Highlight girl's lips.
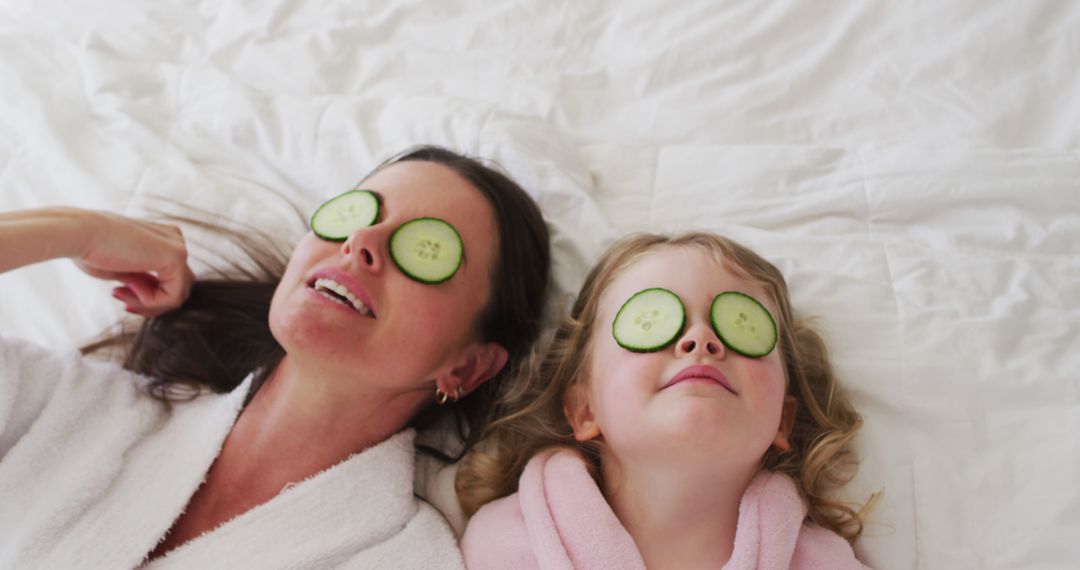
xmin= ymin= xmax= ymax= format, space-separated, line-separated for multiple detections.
xmin=663 ymin=364 xmax=737 ymax=395
xmin=307 ymin=267 xmax=378 ymax=318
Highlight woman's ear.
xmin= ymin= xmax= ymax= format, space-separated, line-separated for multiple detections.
xmin=437 ymin=342 xmax=509 ymax=397
xmin=563 ymin=383 xmax=601 ymax=441
xmin=772 ymin=395 xmax=798 ymax=452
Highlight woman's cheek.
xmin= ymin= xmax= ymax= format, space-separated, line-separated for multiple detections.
xmin=400 ymin=293 xmax=476 ymax=365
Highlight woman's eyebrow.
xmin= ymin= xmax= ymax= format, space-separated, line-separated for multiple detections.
xmin=369 ymin=190 xmax=386 ymax=219
xmin=367 ymin=191 xmax=468 ymax=270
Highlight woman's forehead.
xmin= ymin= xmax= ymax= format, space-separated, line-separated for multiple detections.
xmin=365 ymin=162 xmax=473 ymax=202
xmin=366 ymin=162 xmax=484 ymax=219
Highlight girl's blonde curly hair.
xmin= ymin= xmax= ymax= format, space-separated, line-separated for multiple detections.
xmin=457 ymin=231 xmax=874 ymax=539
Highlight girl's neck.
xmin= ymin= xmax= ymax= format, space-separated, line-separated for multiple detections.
xmin=601 ymin=453 xmax=758 ymax=570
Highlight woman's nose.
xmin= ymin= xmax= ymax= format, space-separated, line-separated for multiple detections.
xmin=675 ymin=322 xmax=724 ymax=357
xmin=341 ymin=228 xmax=383 ymax=273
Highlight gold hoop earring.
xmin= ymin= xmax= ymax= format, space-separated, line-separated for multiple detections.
xmin=435 ymin=387 xmax=450 ymax=405
xmin=451 ymin=387 xmax=463 ymax=402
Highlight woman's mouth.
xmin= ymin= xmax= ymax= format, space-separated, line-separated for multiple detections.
xmin=310 ymin=278 xmax=375 ymax=317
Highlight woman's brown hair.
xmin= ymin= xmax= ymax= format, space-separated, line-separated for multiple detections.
xmin=457 ymin=232 xmax=874 ymax=539
xmin=83 ymin=144 xmax=551 ymax=462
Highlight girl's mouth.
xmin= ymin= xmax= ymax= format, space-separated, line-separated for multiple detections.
xmin=663 ymin=364 xmax=737 ymax=395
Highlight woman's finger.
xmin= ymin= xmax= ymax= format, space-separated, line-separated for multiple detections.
xmin=74 ymin=211 xmax=194 ymax=316
xmin=112 ymin=286 xmax=147 ymax=315
xmin=126 ymin=263 xmax=193 ymax=315
xmin=150 ymin=261 xmax=194 ymax=311
xmin=118 ymin=273 xmax=161 ymax=304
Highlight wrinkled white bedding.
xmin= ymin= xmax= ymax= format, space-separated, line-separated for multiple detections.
xmin=1 ymin=2 xmax=1078 ymax=568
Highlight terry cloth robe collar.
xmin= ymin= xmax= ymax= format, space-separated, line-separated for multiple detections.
xmin=6 ymin=373 xmax=255 ymax=569
xmin=5 ymin=368 xmax=448 ymax=569
xmin=140 ymin=381 xmax=435 ymax=568
xmin=144 ymin=428 xmax=427 ymax=568
xmin=467 ymin=448 xmax=865 ymax=570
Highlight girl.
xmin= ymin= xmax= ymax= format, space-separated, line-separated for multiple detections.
xmin=0 ymin=146 xmax=550 ymax=568
xmin=459 ymin=232 xmax=871 ymax=569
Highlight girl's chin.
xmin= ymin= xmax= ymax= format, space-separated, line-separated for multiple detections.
xmin=667 ymin=400 xmax=735 ymax=431
xmin=648 ymin=405 xmax=756 ymax=445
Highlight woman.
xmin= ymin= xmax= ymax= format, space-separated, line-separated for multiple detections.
xmin=0 ymin=146 xmax=550 ymax=568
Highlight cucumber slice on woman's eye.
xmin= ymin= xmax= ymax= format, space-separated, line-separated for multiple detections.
xmin=612 ymin=288 xmax=686 ymax=353
xmin=710 ymin=291 xmax=777 ymax=358
xmin=390 ymin=217 xmax=464 ymax=284
xmin=310 ymin=190 xmax=380 ymax=242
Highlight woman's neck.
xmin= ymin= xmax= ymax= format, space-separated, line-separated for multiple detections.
xmin=224 ymin=354 xmax=428 ymax=484
xmin=147 ymin=356 xmax=431 ymax=560
xmin=601 ymin=453 xmax=758 ymax=570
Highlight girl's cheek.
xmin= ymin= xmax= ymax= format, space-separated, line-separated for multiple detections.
xmin=745 ymin=359 xmax=788 ymax=398
xmin=588 ymin=347 xmax=633 ymax=413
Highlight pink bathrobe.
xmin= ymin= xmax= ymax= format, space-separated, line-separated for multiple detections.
xmin=462 ymin=448 xmax=867 ymax=570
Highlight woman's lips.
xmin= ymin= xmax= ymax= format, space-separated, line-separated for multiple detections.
xmin=663 ymin=364 xmax=737 ymax=395
xmin=306 ymin=267 xmax=378 ymax=318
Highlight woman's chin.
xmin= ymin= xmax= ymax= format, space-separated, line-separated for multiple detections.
xmin=270 ymin=306 xmax=366 ymax=358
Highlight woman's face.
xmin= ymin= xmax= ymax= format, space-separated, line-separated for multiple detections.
xmin=269 ymin=160 xmax=502 ymax=397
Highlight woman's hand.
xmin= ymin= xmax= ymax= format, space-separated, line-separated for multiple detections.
xmin=75 ymin=210 xmax=195 ymax=317
xmin=0 ymin=207 xmax=193 ymax=317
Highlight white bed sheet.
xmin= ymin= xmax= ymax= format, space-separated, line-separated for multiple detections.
xmin=2 ymin=2 xmax=1079 ymax=568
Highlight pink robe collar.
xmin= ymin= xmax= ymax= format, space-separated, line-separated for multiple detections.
xmin=481 ymin=447 xmax=866 ymax=569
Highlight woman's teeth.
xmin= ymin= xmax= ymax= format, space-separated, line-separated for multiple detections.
xmin=313 ymin=278 xmax=373 ymax=317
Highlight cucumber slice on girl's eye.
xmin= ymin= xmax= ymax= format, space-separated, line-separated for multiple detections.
xmin=390 ymin=217 xmax=464 ymax=284
xmin=710 ymin=292 xmax=777 ymax=358
xmin=310 ymin=190 xmax=380 ymax=242
xmin=612 ymin=288 xmax=685 ymax=353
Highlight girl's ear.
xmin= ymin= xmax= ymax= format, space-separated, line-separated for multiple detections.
xmin=772 ymin=395 xmax=798 ymax=452
xmin=563 ymin=383 xmax=601 ymax=441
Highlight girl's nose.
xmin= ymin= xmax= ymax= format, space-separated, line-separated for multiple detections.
xmin=675 ymin=323 xmax=724 ymax=357
xmin=341 ymin=228 xmax=383 ymax=273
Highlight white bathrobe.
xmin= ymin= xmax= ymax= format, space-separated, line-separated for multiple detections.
xmin=0 ymin=334 xmax=465 ymax=569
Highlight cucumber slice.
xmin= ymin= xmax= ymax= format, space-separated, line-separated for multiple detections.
xmin=612 ymin=288 xmax=685 ymax=353
xmin=311 ymin=190 xmax=380 ymax=241
xmin=390 ymin=217 xmax=463 ymax=284
xmin=710 ymin=292 xmax=777 ymax=358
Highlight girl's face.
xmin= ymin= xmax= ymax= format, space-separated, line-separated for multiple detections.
xmin=269 ymin=161 xmax=504 ymax=397
xmin=568 ymin=246 xmax=794 ymax=474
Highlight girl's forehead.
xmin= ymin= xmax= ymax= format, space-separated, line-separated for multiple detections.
xmin=610 ymin=247 xmax=739 ymax=289
xmin=602 ymin=247 xmax=774 ymax=313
